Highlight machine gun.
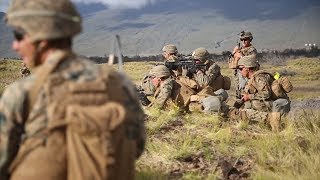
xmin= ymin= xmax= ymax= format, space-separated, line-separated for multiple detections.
xmin=164 ymin=59 xmax=208 ymax=72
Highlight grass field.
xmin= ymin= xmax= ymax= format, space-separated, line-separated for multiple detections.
xmin=0 ymin=57 xmax=319 ymax=179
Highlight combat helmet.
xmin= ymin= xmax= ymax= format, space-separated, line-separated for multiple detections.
xmin=238 ymin=55 xmax=258 ymax=68
xmin=192 ymin=47 xmax=209 ymax=61
xmin=240 ymin=31 xmax=253 ymax=41
xmin=150 ymin=65 xmax=171 ymax=78
xmin=162 ymin=44 xmax=178 ymax=54
xmin=5 ymin=0 xmax=82 ymax=42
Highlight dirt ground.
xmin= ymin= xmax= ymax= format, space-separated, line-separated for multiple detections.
xmin=290 ymin=97 xmax=320 ymax=111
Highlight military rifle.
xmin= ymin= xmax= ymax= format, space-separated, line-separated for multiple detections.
xmin=164 ymin=58 xmax=208 ymax=72
xmin=136 ymin=86 xmax=152 ymax=106
xmin=229 ymin=30 xmax=245 ymax=59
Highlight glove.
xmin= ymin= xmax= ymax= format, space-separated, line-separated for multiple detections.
xmin=189 ymin=66 xmax=197 ymax=74
xmin=182 ymin=65 xmax=188 ymax=77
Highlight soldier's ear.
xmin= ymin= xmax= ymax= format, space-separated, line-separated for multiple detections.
xmin=38 ymin=40 xmax=49 ymax=50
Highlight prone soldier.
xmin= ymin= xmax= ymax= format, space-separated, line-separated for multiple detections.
xmin=147 ymin=65 xmax=196 ymax=113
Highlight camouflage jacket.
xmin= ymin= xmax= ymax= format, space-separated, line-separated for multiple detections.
xmin=153 ymin=78 xmax=174 ymax=109
xmin=20 ymin=66 xmax=31 ymax=78
xmin=152 ymin=77 xmax=195 ymax=111
xmin=244 ymin=70 xmax=274 ymax=111
xmin=241 ymin=45 xmax=257 ymax=56
xmin=0 ymin=50 xmax=146 ymax=175
xmin=193 ymin=60 xmax=221 ymax=90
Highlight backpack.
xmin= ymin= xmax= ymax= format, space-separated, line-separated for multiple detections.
xmin=9 ymin=51 xmax=145 ymax=180
xmin=247 ymin=70 xmax=293 ymax=99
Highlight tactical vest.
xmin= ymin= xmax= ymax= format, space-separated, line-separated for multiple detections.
xmin=246 ymin=70 xmax=292 ymax=100
xmin=228 ymin=45 xmax=257 ymax=69
xmin=209 ymin=75 xmax=231 ymax=91
xmin=171 ymin=79 xmax=197 ymax=109
xmin=9 ymin=50 xmax=145 ymax=180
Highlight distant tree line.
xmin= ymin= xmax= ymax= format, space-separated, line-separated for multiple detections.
xmin=88 ymin=47 xmax=320 ymax=64
xmin=2 ymin=47 xmax=319 ymax=64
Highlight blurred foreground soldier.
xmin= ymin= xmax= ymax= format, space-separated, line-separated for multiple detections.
xmin=188 ymin=48 xmax=230 ymax=114
xmin=229 ymin=55 xmax=292 ymax=132
xmin=0 ymin=0 xmax=145 ymax=180
xmin=148 ymin=65 xmax=196 ymax=113
xmin=20 ymin=62 xmax=31 ymax=78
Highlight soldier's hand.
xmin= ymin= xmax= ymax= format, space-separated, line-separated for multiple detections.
xmin=182 ymin=65 xmax=188 ymax=77
xmin=189 ymin=67 xmax=197 ymax=74
xmin=232 ymin=45 xmax=240 ymax=54
xmin=241 ymin=94 xmax=250 ymax=102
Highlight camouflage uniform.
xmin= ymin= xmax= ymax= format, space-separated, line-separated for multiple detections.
xmin=189 ymin=48 xmax=229 ymax=114
xmin=230 ymin=55 xmax=290 ymax=132
xmin=234 ymin=32 xmax=258 ymax=99
xmin=149 ymin=65 xmax=194 ymax=112
xmin=20 ymin=63 xmax=31 ymax=78
xmin=1 ymin=0 xmax=145 ymax=179
xmin=153 ymin=77 xmax=174 ymax=109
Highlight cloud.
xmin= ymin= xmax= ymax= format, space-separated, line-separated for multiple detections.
xmin=72 ymin=0 xmax=157 ymax=9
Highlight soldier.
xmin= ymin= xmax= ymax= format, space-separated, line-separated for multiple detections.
xmin=232 ymin=31 xmax=257 ymax=59
xmin=20 ymin=62 xmax=31 ymax=78
xmin=148 ymin=65 xmax=195 ymax=113
xmin=0 ymin=0 xmax=145 ymax=180
xmin=229 ymin=55 xmax=291 ymax=132
xmin=230 ymin=31 xmax=258 ymax=100
xmin=162 ymin=44 xmax=179 ymax=62
xmin=139 ymin=44 xmax=181 ymax=102
xmin=162 ymin=44 xmax=182 ymax=76
xmin=187 ymin=48 xmax=230 ymax=114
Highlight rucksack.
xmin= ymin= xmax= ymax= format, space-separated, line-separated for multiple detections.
xmin=9 ymin=51 xmax=145 ymax=180
xmin=247 ymin=70 xmax=293 ymax=99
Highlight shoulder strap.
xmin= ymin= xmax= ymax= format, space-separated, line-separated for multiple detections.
xmin=26 ymin=50 xmax=72 ymax=122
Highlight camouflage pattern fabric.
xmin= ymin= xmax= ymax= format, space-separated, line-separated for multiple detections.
xmin=152 ymin=78 xmax=174 ymax=109
xmin=244 ymin=70 xmax=274 ymax=112
xmin=0 ymin=50 xmax=146 ymax=179
xmin=141 ymin=75 xmax=156 ymax=95
xmin=20 ymin=65 xmax=31 ymax=78
xmin=6 ymin=0 xmax=82 ymax=42
xmin=240 ymin=45 xmax=257 ymax=56
xmin=193 ymin=60 xmax=219 ymax=89
xmin=234 ymin=46 xmax=257 ymax=98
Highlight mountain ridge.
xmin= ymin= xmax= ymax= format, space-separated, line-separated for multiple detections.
xmin=1 ymin=1 xmax=320 ymax=58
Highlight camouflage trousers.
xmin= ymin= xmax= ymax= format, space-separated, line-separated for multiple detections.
xmin=231 ymin=99 xmax=290 ymax=123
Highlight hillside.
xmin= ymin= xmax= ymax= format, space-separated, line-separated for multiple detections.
xmin=73 ymin=2 xmax=320 ymax=56
xmin=0 ymin=1 xmax=319 ymax=58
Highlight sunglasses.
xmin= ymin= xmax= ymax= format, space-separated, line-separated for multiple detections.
xmin=240 ymin=38 xmax=249 ymax=41
xmin=13 ymin=30 xmax=25 ymax=42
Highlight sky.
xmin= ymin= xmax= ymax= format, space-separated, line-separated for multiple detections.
xmin=1 ymin=0 xmax=320 ymax=21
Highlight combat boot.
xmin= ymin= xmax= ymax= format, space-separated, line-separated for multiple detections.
xmin=268 ymin=112 xmax=281 ymax=132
